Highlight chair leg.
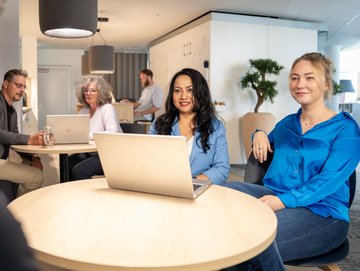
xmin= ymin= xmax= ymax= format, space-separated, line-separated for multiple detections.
xmin=319 ymin=264 xmax=342 ymax=271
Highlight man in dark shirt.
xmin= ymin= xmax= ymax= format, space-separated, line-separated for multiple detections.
xmin=0 ymin=69 xmax=44 ymax=201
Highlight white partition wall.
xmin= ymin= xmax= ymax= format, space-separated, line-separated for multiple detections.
xmin=0 ymin=0 xmax=21 ymax=129
xmin=150 ymin=12 xmax=319 ymax=164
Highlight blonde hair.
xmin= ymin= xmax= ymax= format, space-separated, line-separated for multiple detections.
xmin=290 ymin=52 xmax=334 ymax=98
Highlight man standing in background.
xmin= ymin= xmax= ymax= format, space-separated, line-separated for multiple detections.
xmin=132 ymin=69 xmax=163 ymax=122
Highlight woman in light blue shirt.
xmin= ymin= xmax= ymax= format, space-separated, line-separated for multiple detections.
xmin=150 ymin=68 xmax=229 ymax=185
xmin=223 ymin=53 xmax=360 ymax=271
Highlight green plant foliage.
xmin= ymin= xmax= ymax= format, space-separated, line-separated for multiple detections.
xmin=333 ymin=80 xmax=341 ymax=95
xmin=241 ymin=58 xmax=284 ymax=113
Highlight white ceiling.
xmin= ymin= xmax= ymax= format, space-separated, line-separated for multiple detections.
xmin=17 ymin=0 xmax=360 ymax=52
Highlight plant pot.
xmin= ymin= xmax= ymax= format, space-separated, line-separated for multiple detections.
xmin=241 ymin=112 xmax=276 ymax=160
xmin=326 ymin=94 xmax=340 ymax=112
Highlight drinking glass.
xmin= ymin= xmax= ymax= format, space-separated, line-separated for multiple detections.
xmin=43 ymin=126 xmax=55 ymax=147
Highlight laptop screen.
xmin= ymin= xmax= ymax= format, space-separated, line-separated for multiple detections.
xmin=94 ymin=133 xmax=211 ymax=199
xmin=46 ymin=114 xmax=90 ymax=144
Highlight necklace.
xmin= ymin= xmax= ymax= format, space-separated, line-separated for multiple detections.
xmin=300 ymin=114 xmax=312 ymax=127
xmin=303 ymin=120 xmax=311 ymax=127
xmin=301 ymin=109 xmax=336 ymax=129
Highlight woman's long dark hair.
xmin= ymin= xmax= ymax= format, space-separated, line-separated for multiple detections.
xmin=154 ymin=68 xmax=216 ymax=152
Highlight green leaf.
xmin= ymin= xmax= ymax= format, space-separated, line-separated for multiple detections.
xmin=240 ymin=58 xmax=284 ymax=112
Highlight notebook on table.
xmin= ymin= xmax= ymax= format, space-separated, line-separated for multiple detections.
xmin=94 ymin=133 xmax=212 ymax=199
xmin=46 ymin=114 xmax=90 ymax=144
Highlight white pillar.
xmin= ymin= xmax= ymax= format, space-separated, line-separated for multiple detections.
xmin=327 ymin=46 xmax=341 ymax=112
xmin=21 ymin=36 xmax=39 ymax=133
xmin=327 ymin=45 xmax=340 ymax=83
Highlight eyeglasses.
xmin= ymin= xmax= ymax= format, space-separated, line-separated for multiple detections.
xmin=8 ymin=80 xmax=28 ymax=90
xmin=82 ymin=88 xmax=97 ymax=93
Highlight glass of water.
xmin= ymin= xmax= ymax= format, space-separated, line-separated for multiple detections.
xmin=43 ymin=126 xmax=55 ymax=147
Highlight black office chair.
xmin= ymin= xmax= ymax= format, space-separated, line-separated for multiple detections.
xmin=244 ymin=150 xmax=356 ymax=271
xmin=116 ymin=97 xmax=136 ymax=103
xmin=0 ymin=180 xmax=19 ymax=204
xmin=120 ymin=123 xmax=147 ymax=134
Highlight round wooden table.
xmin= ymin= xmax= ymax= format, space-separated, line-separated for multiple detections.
xmin=11 ymin=142 xmax=97 ymax=182
xmin=8 ymin=179 xmax=277 ymax=271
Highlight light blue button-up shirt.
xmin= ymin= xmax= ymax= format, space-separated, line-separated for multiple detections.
xmin=150 ymin=118 xmax=230 ymax=184
xmin=264 ymin=109 xmax=360 ymax=222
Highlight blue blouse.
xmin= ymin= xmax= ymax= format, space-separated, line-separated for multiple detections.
xmin=264 ymin=109 xmax=360 ymax=222
xmin=150 ymin=118 xmax=230 ymax=184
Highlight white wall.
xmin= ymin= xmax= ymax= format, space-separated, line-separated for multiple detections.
xmin=150 ymin=13 xmax=318 ymax=164
xmin=21 ymin=36 xmax=39 ymax=133
xmin=149 ymin=21 xmax=211 ymax=117
xmin=0 ymin=0 xmax=22 ymax=129
xmin=210 ymin=21 xmax=317 ymax=163
xmin=341 ymin=47 xmax=360 ymax=95
xmin=0 ymin=1 xmax=19 ymax=75
xmin=38 ymin=49 xmax=84 ymax=114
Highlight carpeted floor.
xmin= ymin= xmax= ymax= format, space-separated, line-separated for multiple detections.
xmin=229 ymin=165 xmax=360 ymax=271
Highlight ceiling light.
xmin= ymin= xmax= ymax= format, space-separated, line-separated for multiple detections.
xmin=88 ymin=18 xmax=115 ymax=74
xmin=89 ymin=45 xmax=115 ymax=74
xmin=39 ymin=0 xmax=97 ymax=38
xmin=81 ymin=51 xmax=90 ymax=76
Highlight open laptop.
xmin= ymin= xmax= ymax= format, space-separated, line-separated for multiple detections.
xmin=46 ymin=114 xmax=90 ymax=144
xmin=94 ymin=133 xmax=212 ymax=199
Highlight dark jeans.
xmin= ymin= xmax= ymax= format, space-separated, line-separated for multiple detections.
xmin=222 ymin=242 xmax=284 ymax=271
xmin=221 ymin=182 xmax=349 ymax=271
xmin=68 ymin=152 xmax=104 ymax=181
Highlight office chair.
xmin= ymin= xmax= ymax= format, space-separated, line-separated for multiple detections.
xmin=120 ymin=123 xmax=147 ymax=134
xmin=0 ymin=180 xmax=19 ymax=204
xmin=244 ymin=150 xmax=356 ymax=271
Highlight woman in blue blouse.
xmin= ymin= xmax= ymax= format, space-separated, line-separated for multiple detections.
xmin=223 ymin=53 xmax=360 ymax=271
xmin=150 ymin=68 xmax=229 ymax=185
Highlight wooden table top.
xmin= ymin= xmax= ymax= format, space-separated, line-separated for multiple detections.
xmin=11 ymin=141 xmax=97 ymax=155
xmin=8 ymin=179 xmax=277 ymax=271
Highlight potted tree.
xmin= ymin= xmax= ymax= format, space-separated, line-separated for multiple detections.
xmin=240 ymin=58 xmax=284 ymax=159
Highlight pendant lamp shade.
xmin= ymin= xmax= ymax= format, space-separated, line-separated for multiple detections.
xmin=39 ymin=0 xmax=97 ymax=38
xmin=81 ymin=51 xmax=90 ymax=76
xmin=89 ymin=45 xmax=115 ymax=74
xmin=339 ymin=79 xmax=355 ymax=92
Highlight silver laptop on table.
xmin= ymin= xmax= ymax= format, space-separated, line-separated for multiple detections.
xmin=94 ymin=133 xmax=212 ymax=199
xmin=46 ymin=114 xmax=90 ymax=144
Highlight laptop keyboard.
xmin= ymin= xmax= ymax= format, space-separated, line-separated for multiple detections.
xmin=193 ymin=183 xmax=202 ymax=190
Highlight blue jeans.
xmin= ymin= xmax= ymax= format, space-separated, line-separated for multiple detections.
xmin=68 ymin=152 xmax=104 ymax=180
xmin=221 ymin=182 xmax=349 ymax=271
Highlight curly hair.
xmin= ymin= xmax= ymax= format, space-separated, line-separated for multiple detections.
xmin=76 ymin=76 xmax=113 ymax=107
xmin=290 ymin=52 xmax=334 ymax=98
xmin=154 ymin=68 xmax=217 ymax=152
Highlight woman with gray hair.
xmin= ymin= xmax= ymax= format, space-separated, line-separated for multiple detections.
xmin=68 ymin=76 xmax=122 ymax=180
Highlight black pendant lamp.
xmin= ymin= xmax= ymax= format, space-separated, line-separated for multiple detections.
xmin=39 ymin=0 xmax=97 ymax=38
xmin=81 ymin=51 xmax=90 ymax=76
xmin=89 ymin=45 xmax=115 ymax=74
